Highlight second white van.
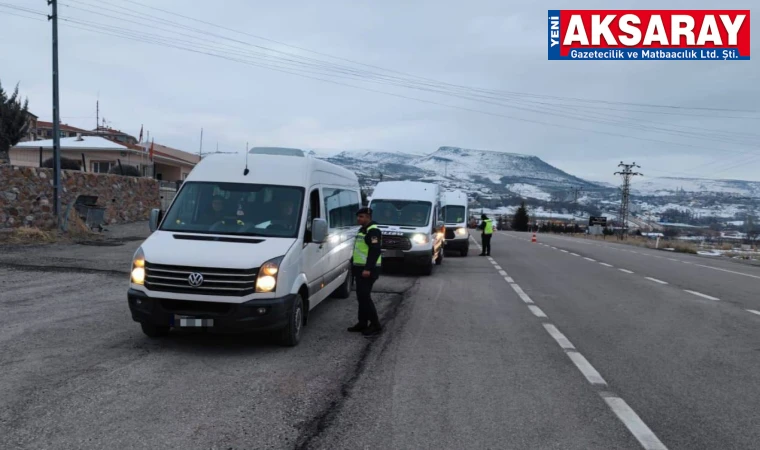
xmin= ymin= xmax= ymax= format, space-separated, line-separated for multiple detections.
xmin=368 ymin=181 xmax=445 ymax=275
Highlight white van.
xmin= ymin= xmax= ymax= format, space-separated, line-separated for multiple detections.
xmin=441 ymin=190 xmax=470 ymax=256
xmin=128 ymin=147 xmax=361 ymax=346
xmin=368 ymin=181 xmax=445 ymax=275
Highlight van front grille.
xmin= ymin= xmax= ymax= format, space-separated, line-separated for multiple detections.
xmin=144 ymin=262 xmax=258 ymax=297
xmin=381 ymin=235 xmax=412 ymax=251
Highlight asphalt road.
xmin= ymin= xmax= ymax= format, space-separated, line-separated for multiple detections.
xmin=2 ymin=227 xmax=760 ymax=449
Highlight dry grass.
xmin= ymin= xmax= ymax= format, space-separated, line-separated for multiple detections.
xmin=1 ymin=226 xmax=59 ymax=244
xmin=0 ymin=211 xmax=96 ymax=245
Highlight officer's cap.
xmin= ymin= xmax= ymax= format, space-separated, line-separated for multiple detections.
xmin=356 ymin=207 xmax=373 ymax=216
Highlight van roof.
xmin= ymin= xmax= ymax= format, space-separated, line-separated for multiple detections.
xmin=370 ymin=181 xmax=440 ymax=202
xmin=185 ymin=151 xmax=358 ymax=188
xmin=441 ymin=190 xmax=468 ymax=205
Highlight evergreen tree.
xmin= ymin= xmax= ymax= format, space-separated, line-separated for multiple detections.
xmin=512 ymin=201 xmax=530 ymax=232
xmin=0 ymin=79 xmax=30 ymax=164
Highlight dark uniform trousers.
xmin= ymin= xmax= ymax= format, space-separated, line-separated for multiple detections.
xmin=353 ymin=266 xmax=380 ymax=326
xmin=481 ymin=233 xmax=492 ymax=255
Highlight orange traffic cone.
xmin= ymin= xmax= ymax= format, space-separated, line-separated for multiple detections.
xmin=531 ymin=233 xmax=537 ymax=243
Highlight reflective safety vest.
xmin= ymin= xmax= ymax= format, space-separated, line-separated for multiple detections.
xmin=483 ymin=219 xmax=494 ymax=235
xmin=353 ymin=224 xmax=382 ymax=267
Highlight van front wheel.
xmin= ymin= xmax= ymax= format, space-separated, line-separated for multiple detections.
xmin=279 ymin=294 xmax=304 ymax=347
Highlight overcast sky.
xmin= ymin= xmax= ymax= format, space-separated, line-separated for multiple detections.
xmin=1 ymin=0 xmax=758 ymax=183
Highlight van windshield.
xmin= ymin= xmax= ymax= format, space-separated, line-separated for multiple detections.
xmin=160 ymin=181 xmax=304 ymax=238
xmin=443 ymin=205 xmax=466 ymax=224
xmin=371 ymin=200 xmax=431 ymax=227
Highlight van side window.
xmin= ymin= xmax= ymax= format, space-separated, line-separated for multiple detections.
xmin=305 ymin=188 xmax=321 ymax=241
xmin=323 ymin=188 xmax=360 ymax=229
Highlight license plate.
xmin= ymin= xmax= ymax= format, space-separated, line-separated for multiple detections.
xmin=382 ymin=249 xmax=403 ymax=258
xmin=173 ymin=315 xmax=214 ymax=327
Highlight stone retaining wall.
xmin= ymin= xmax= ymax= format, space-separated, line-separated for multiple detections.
xmin=0 ymin=165 xmax=160 ymax=229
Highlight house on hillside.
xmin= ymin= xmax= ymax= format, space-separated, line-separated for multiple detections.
xmin=10 ymin=135 xmax=199 ymax=182
xmin=19 ymin=112 xmax=39 ymax=142
xmin=35 ymin=121 xmax=90 ymax=139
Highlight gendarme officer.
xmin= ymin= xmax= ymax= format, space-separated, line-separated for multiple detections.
xmin=348 ymin=207 xmax=383 ymax=336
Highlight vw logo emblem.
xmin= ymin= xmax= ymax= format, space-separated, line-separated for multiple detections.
xmin=188 ymin=272 xmax=204 ymax=287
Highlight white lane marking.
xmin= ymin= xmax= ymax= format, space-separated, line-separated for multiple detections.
xmin=682 ymin=261 xmax=693 ymax=265
xmin=619 ymin=269 xmax=634 ymax=274
xmin=498 ymin=270 xmax=507 ymax=276
xmin=668 ymin=258 xmax=679 ymax=261
xmin=528 ymin=305 xmax=548 ymax=318
xmin=603 ymin=396 xmax=669 ymax=450
xmin=510 ymin=284 xmax=533 ymax=304
xmin=543 ymin=324 xmax=575 ymax=350
xmin=570 ymin=252 xmax=580 ymax=256
xmin=683 ymin=290 xmax=719 ymax=301
xmin=505 ymin=277 xmax=514 ymax=283
xmin=645 ymin=277 xmax=668 ymax=285
xmin=746 ymin=309 xmax=760 ymax=316
xmin=494 ymin=265 xmax=502 ymax=270
xmin=599 ymin=262 xmax=614 ymax=267
xmin=692 ymin=263 xmax=760 ymax=280
xmin=567 ymin=352 xmax=607 ymax=386
xmin=584 ymin=257 xmax=596 ymax=262
xmin=550 ymin=246 xmax=557 ymax=250
xmin=560 ymin=249 xmax=569 ymax=253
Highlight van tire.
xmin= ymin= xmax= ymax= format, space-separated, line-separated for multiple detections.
xmin=141 ymin=322 xmax=169 ymax=338
xmin=460 ymin=247 xmax=469 ymax=257
xmin=332 ymin=269 xmax=353 ymax=299
xmin=280 ymin=294 xmax=304 ymax=347
xmin=420 ymin=256 xmax=434 ymax=276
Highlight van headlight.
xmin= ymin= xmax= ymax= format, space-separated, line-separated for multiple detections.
xmin=455 ymin=227 xmax=467 ymax=236
xmin=411 ymin=233 xmax=429 ymax=245
xmin=131 ymin=247 xmax=145 ymax=285
xmin=256 ymin=256 xmax=283 ymax=293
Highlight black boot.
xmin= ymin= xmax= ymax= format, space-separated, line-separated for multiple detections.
xmin=362 ymin=323 xmax=383 ymax=336
xmin=347 ymin=322 xmax=368 ymax=332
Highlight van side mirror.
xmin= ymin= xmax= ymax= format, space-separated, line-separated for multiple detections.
xmin=311 ymin=218 xmax=328 ymax=243
xmin=149 ymin=208 xmax=163 ymax=232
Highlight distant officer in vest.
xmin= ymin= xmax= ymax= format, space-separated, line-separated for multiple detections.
xmin=349 ymin=207 xmax=383 ymax=336
xmin=478 ymin=214 xmax=494 ymax=256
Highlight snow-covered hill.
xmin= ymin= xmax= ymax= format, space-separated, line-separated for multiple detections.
xmin=323 ymin=146 xmax=600 ymax=197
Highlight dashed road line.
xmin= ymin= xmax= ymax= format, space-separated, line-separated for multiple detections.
xmin=599 ymin=262 xmax=614 ymax=267
xmin=510 ymin=283 xmax=534 ymax=304
xmin=619 ymin=269 xmax=634 ymax=274
xmin=560 ymin=249 xmax=569 ymax=253
xmin=746 ymin=309 xmax=760 ymax=316
xmin=584 ymin=257 xmax=596 ymax=262
xmin=645 ymin=277 xmax=668 ymax=285
xmin=566 ymin=352 xmax=607 ymax=386
xmin=494 ymin=265 xmax=502 ymax=270
xmin=570 ymin=252 xmax=580 ymax=256
xmin=528 ymin=305 xmax=548 ymax=318
xmin=498 ymin=270 xmax=507 ymax=277
xmin=505 ymin=276 xmax=514 ymax=283
xmin=683 ymin=290 xmax=719 ymax=301
xmin=602 ymin=395 xmax=668 ymax=450
xmin=543 ymin=324 xmax=575 ymax=350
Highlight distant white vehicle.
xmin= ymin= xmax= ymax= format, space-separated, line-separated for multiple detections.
xmin=369 ymin=181 xmax=445 ymax=275
xmin=441 ymin=190 xmax=470 ymax=256
xmin=128 ymin=147 xmax=361 ymax=346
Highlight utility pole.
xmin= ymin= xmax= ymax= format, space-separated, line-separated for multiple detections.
xmin=614 ymin=162 xmax=642 ymax=239
xmin=571 ymin=186 xmax=582 ymax=217
xmin=96 ymin=99 xmax=99 ymax=132
xmin=199 ymin=128 xmax=203 ymax=157
xmin=49 ymin=0 xmax=62 ymax=227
